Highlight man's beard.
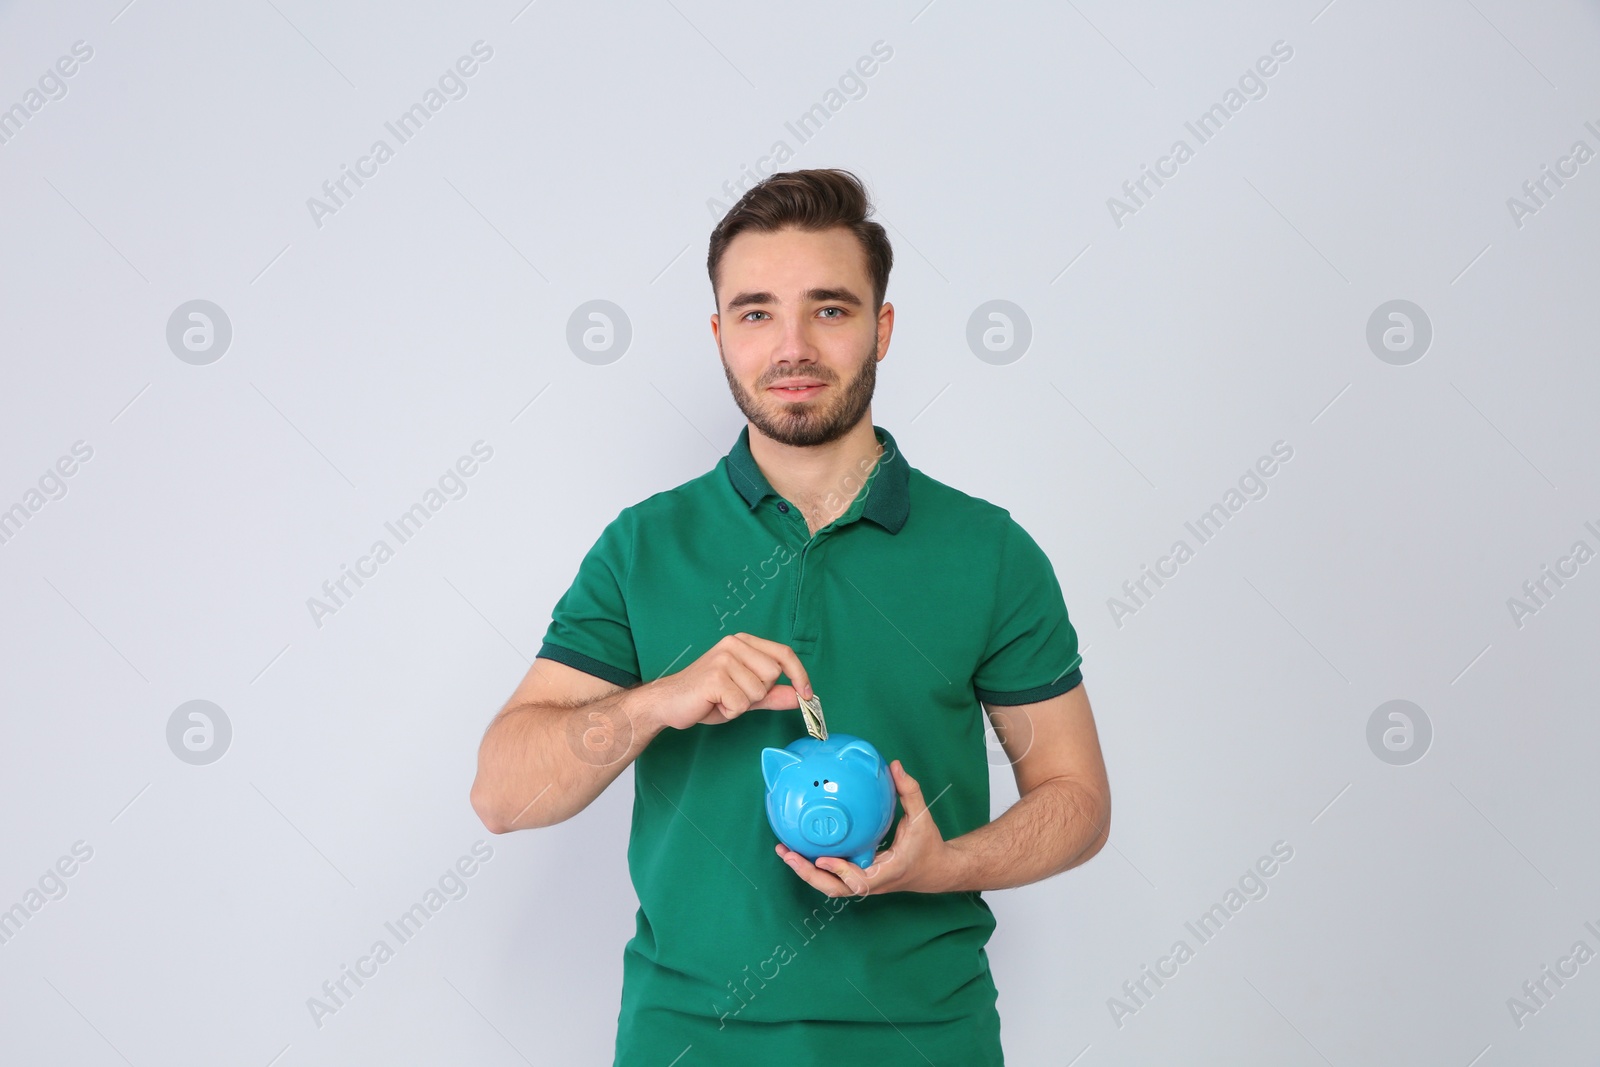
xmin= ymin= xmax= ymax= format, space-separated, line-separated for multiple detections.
xmin=719 ymin=336 xmax=878 ymax=448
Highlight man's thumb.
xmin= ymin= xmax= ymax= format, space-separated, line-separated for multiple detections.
xmin=757 ymin=683 xmax=802 ymax=710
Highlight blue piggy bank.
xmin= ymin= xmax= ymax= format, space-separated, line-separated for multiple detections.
xmin=762 ymin=734 xmax=896 ymax=869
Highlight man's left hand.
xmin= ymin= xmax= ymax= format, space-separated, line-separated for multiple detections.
xmin=775 ymin=759 xmax=958 ymax=897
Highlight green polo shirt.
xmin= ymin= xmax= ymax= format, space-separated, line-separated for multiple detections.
xmin=536 ymin=423 xmax=1084 ymax=1067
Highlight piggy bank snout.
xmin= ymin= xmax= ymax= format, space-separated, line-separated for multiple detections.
xmin=798 ymin=800 xmax=851 ymax=847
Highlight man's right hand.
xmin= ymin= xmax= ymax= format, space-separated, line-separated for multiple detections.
xmin=471 ymin=634 xmax=812 ymax=832
xmin=645 ymin=633 xmax=813 ymax=732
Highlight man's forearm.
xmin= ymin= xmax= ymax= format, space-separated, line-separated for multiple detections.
xmin=471 ymin=683 xmax=665 ymax=833
xmin=935 ymin=776 xmax=1109 ymax=893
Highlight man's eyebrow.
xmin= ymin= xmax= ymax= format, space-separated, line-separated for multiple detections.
xmin=725 ymin=287 xmax=865 ymax=312
xmin=725 ymin=290 xmax=776 ymax=311
xmin=805 ymin=287 xmax=863 ymax=307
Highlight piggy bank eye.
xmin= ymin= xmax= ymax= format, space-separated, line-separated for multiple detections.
xmin=813 ymin=780 xmax=818 ymax=786
xmin=823 ymin=779 xmax=830 ymax=784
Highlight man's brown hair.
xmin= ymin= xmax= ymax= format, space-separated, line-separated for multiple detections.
xmin=706 ymin=168 xmax=894 ymax=312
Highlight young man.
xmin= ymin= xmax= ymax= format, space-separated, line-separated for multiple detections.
xmin=471 ymin=169 xmax=1110 ymax=1066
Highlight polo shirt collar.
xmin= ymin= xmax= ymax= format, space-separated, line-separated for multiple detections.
xmin=725 ymin=423 xmax=910 ymax=535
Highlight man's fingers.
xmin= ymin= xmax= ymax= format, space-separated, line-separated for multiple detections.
xmin=816 ymin=856 xmax=871 ymax=897
xmin=720 ymin=640 xmax=786 ymax=706
xmin=893 ymin=760 xmax=929 ymax=820
xmin=731 ymin=633 xmax=813 ymax=700
xmin=756 ymin=683 xmax=802 ymax=711
xmin=708 ymin=677 xmax=800 ymax=721
xmin=721 ymin=658 xmax=769 ymax=710
xmin=690 ymin=633 xmax=810 ymax=724
xmin=776 ymin=844 xmax=856 ymax=897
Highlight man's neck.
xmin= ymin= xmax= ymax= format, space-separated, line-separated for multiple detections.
xmin=748 ymin=417 xmax=885 ymax=535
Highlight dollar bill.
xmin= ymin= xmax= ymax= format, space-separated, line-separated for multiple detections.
xmin=799 ymin=692 xmax=828 ymax=741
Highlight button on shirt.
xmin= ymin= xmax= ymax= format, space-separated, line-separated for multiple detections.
xmin=536 ymin=423 xmax=1084 ymax=1067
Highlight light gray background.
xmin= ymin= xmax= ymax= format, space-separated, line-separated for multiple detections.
xmin=2 ymin=1 xmax=1597 ymax=1064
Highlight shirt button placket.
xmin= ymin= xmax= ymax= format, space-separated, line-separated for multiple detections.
xmin=790 ymin=508 xmax=826 ymax=652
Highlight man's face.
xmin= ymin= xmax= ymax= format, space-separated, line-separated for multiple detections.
xmin=711 ymin=225 xmax=891 ymax=448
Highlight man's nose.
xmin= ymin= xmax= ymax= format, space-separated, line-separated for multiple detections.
xmin=771 ymin=316 xmax=818 ymax=365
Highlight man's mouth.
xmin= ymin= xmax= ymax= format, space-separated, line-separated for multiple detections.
xmin=768 ymin=382 xmax=827 ymax=401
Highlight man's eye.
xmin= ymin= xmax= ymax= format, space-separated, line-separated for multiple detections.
xmin=818 ymin=307 xmax=844 ymax=319
xmin=741 ymin=310 xmax=769 ymax=322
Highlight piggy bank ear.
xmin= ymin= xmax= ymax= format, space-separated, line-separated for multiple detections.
xmin=762 ymin=748 xmax=804 ymax=790
xmin=835 ymin=739 xmax=883 ymax=778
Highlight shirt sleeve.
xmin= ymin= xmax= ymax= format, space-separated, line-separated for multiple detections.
xmin=971 ymin=516 xmax=1084 ymax=706
xmin=535 ymin=509 xmax=643 ymax=688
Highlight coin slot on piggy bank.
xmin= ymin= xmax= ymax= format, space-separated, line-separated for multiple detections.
xmin=761 ymin=734 xmax=896 ymax=869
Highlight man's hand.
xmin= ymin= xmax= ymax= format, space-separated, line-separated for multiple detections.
xmin=775 ymin=760 xmax=957 ymax=898
xmin=647 ymin=632 xmax=813 ymax=732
